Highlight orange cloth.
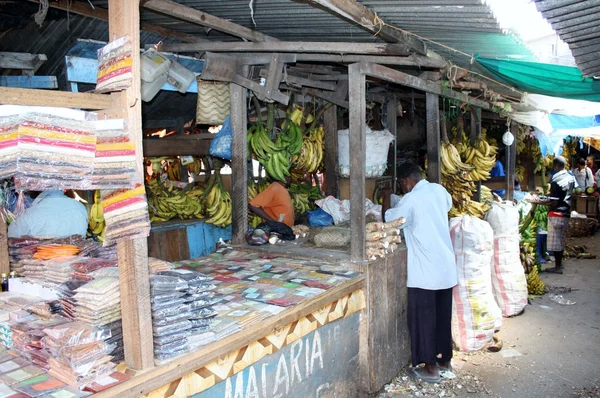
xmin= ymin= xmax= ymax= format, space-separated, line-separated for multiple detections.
xmin=250 ymin=182 xmax=294 ymax=227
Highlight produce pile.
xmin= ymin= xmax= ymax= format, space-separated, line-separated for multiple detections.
xmin=519 ymin=204 xmax=547 ymax=295
xmin=441 ymin=124 xmax=498 ymax=219
xmin=364 ymin=218 xmax=406 ymax=260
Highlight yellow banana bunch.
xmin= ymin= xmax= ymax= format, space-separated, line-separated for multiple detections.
xmin=87 ymin=190 xmax=105 ymax=243
xmin=187 ymin=157 xmax=204 ymax=176
xmin=526 ymin=267 xmax=545 ymax=295
xmin=292 ymin=126 xmax=324 ymax=174
xmin=247 ymin=179 xmax=262 ymax=228
xmin=462 ymin=138 xmax=497 ymax=181
xmin=146 ymin=179 xmax=204 ymax=223
xmin=203 ymin=169 xmax=232 ymax=228
xmin=515 ymin=165 xmax=525 ymax=183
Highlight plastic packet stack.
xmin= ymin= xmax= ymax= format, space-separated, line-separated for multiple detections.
xmin=90 ymin=119 xmax=136 ymax=189
xmin=44 ymin=256 xmax=79 ymax=284
xmin=148 ymin=257 xmax=173 ymax=274
xmin=10 ymin=317 xmax=70 ymax=369
xmin=150 ymin=275 xmax=191 ymax=365
xmin=0 ymin=115 xmax=19 ymax=179
xmin=72 ymin=277 xmax=121 ymax=327
xmin=101 ymin=184 xmax=151 ymax=245
xmin=44 ymin=321 xmax=116 ymax=387
xmin=14 ymin=113 xmax=96 ymax=191
xmin=70 ymin=258 xmax=117 ymax=282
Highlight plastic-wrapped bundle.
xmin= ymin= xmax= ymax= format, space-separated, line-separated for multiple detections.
xmin=485 ymin=203 xmax=528 ymax=316
xmin=90 ymin=119 xmax=136 ymax=189
xmin=101 ymin=184 xmax=151 ymax=245
xmin=449 ymin=216 xmax=502 ymax=351
xmin=0 ymin=115 xmax=19 ymax=179
xmin=15 ymin=113 xmax=96 ymax=190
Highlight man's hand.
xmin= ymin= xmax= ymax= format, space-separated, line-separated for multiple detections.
xmin=248 ymin=204 xmax=276 ymax=223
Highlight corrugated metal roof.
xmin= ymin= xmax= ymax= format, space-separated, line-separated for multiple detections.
xmin=535 ymin=0 xmax=600 ymax=78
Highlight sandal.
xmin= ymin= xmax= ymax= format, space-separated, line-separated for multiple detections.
xmin=409 ymin=367 xmax=441 ymax=384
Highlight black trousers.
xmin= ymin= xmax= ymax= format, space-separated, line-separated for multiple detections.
xmin=407 ymin=287 xmax=453 ymax=367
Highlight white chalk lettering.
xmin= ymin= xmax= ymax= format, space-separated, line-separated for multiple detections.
xmin=272 ymin=352 xmax=290 ymax=398
xmin=290 ymin=339 xmax=303 ymax=384
xmin=261 ymin=363 xmax=268 ymax=397
xmin=304 ymin=337 xmax=310 ymax=379
xmin=310 ymin=330 xmax=324 ymax=373
xmin=246 ymin=366 xmax=259 ymax=398
xmin=234 ymin=372 xmax=244 ymax=398
xmin=225 ymin=377 xmax=233 ymax=398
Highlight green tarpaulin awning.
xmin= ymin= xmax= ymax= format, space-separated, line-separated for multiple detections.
xmin=477 ymin=57 xmax=600 ymax=101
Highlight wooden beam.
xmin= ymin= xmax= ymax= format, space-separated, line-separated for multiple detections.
xmin=106 ymin=0 xmax=154 ymax=371
xmin=26 ymin=0 xmax=205 ymax=43
xmin=143 ymin=0 xmax=277 ymax=42
xmin=159 ymin=41 xmax=411 ymax=56
xmin=295 ymin=53 xmax=446 ymax=68
xmin=94 ymin=278 xmax=365 ymax=397
xmin=305 ymin=0 xmax=427 ymax=55
xmin=470 ymin=107 xmax=482 ymax=202
xmin=230 ymin=73 xmax=249 ymax=246
xmin=359 ymin=62 xmax=491 ymax=110
xmin=324 ymin=105 xmax=339 ymax=198
xmin=0 ymin=76 xmax=57 ymax=89
xmin=387 ymin=95 xmax=398 ymax=192
xmin=142 ymin=136 xmax=213 ymax=156
xmin=506 ymin=121 xmax=517 ymax=201
xmin=0 ymin=52 xmax=47 ymax=71
xmin=0 ymin=87 xmax=111 ymax=109
xmin=348 ymin=63 xmax=366 ymax=263
xmin=0 ymin=219 xmax=9 ymax=275
xmin=426 ymin=93 xmax=441 ymax=183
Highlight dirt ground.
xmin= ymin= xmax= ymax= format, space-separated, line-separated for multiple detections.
xmin=380 ymin=234 xmax=600 ymax=398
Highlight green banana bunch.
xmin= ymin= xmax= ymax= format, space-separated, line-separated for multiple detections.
xmin=248 ymin=123 xmax=292 ymax=183
xmin=288 ymin=182 xmax=324 ymax=215
xmin=146 ymin=179 xmax=204 ymax=223
xmin=203 ymin=168 xmax=232 ymax=228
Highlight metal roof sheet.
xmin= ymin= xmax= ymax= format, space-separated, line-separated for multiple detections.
xmin=535 ymin=0 xmax=600 ymax=78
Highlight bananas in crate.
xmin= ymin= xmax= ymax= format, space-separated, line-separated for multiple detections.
xmin=292 ymin=126 xmax=324 ymax=174
xmin=203 ymin=170 xmax=232 ymax=228
xmin=146 ymin=179 xmax=204 ymax=222
xmin=88 ymin=190 xmax=105 ymax=242
xmin=248 ymin=123 xmax=292 ymax=183
xmin=526 ymin=266 xmax=545 ymax=295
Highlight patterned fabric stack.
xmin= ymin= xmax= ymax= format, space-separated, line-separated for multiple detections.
xmin=91 ymin=119 xmax=137 ymax=189
xmin=95 ymin=36 xmax=133 ymax=93
xmin=15 ymin=113 xmax=96 ymax=191
xmin=0 ymin=115 xmax=19 ymax=179
xmin=101 ymin=184 xmax=151 ymax=245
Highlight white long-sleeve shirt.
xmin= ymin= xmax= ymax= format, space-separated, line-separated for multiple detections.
xmin=385 ymin=180 xmax=457 ymax=290
xmin=572 ymin=167 xmax=594 ymax=189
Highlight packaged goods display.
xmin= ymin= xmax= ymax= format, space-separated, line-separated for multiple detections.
xmin=101 ymin=184 xmax=151 ymax=245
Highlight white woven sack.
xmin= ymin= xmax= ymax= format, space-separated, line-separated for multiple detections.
xmin=485 ymin=203 xmax=528 ymax=316
xmin=450 ymin=216 xmax=502 ymax=351
xmin=337 ymin=126 xmax=394 ymax=178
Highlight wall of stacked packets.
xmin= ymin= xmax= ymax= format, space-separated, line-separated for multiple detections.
xmin=0 ymin=105 xmax=151 ymax=245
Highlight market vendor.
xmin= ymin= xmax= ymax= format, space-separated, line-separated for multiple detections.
xmin=248 ymin=177 xmax=294 ymax=227
xmin=384 ymin=162 xmax=457 ymax=384
xmin=545 ymin=156 xmax=576 ymax=274
xmin=8 ymin=190 xmax=88 ymax=239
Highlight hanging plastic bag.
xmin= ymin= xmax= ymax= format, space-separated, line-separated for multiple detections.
xmin=209 ymin=115 xmax=232 ymax=160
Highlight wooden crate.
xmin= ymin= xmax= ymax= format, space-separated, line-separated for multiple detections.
xmin=574 ymin=195 xmax=598 ymax=218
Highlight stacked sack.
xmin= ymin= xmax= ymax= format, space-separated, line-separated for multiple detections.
xmin=150 ymin=271 xmax=219 ymax=365
xmin=486 ymin=203 xmax=528 ymax=316
xmin=44 ymin=321 xmax=116 ymax=387
xmin=449 ymin=216 xmax=502 ymax=351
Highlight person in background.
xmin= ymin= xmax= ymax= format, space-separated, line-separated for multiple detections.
xmin=248 ymin=176 xmax=294 ymax=227
xmin=586 ymin=154 xmax=598 ymax=175
xmin=545 ymin=156 xmax=576 ymax=274
xmin=384 ymin=162 xmax=457 ymax=384
xmin=8 ymin=190 xmax=88 ymax=238
xmin=572 ymin=158 xmax=594 ymax=190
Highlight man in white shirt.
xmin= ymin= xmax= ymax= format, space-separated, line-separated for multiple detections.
xmin=385 ymin=162 xmax=457 ymax=384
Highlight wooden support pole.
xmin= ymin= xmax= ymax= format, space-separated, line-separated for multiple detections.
xmin=426 ymin=93 xmax=441 ymax=184
xmin=470 ymin=107 xmax=482 ymax=202
xmin=107 ymin=0 xmax=154 ymax=371
xmin=348 ymin=63 xmax=366 ymax=262
xmin=230 ymin=76 xmax=249 ymax=246
xmin=387 ymin=95 xmax=398 ymax=193
xmin=143 ymin=0 xmax=278 ymax=42
xmin=324 ymin=105 xmax=339 ymax=198
xmin=506 ymin=121 xmax=518 ymax=201
xmin=0 ymin=219 xmax=9 ymax=275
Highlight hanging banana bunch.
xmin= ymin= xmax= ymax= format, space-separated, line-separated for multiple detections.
xmin=202 ymin=160 xmax=232 ymax=228
xmin=462 ymin=137 xmax=497 ymax=181
xmin=87 ymin=190 xmax=105 ymax=243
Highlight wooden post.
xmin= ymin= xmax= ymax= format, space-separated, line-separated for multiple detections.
xmin=324 ymin=104 xmax=339 ymax=198
xmin=426 ymin=93 xmax=441 ymax=183
xmin=0 ymin=219 xmax=9 ymax=275
xmin=231 ymin=73 xmax=248 ymax=246
xmin=470 ymin=107 xmax=482 ymax=201
xmin=107 ymin=0 xmax=154 ymax=370
xmin=348 ymin=63 xmax=366 ymax=262
xmin=386 ymin=95 xmax=397 ymax=192
xmin=506 ymin=121 xmax=518 ymax=201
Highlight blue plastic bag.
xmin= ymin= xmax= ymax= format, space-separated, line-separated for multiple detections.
xmin=307 ymin=208 xmax=333 ymax=227
xmin=209 ymin=115 xmax=232 ymax=160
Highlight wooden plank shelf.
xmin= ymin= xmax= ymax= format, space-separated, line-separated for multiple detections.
xmin=0 ymin=87 xmax=112 ymax=110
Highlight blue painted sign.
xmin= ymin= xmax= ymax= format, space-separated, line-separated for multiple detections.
xmin=192 ymin=312 xmax=360 ymax=398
